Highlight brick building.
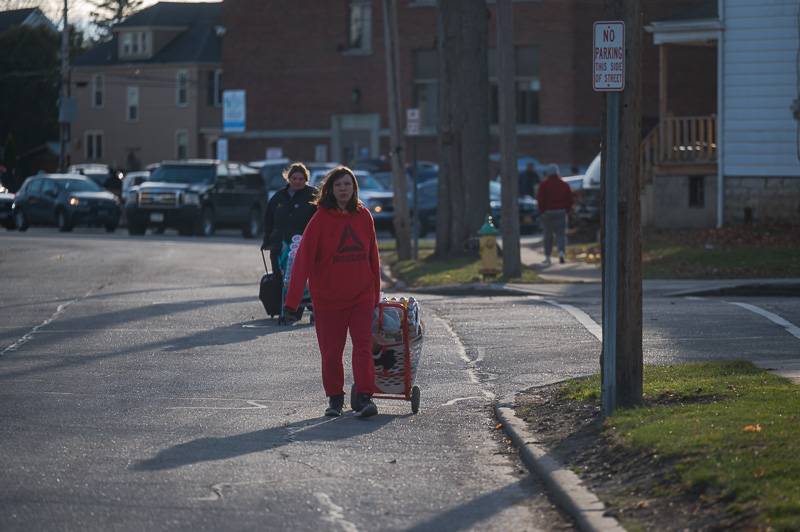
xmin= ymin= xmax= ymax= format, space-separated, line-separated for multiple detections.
xmin=221 ymin=0 xmax=616 ymax=170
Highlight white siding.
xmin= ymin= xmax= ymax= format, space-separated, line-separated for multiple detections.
xmin=722 ymin=0 xmax=800 ymax=177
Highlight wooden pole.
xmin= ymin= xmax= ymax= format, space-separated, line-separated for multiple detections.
xmin=604 ymin=0 xmax=643 ymax=409
xmin=496 ymin=0 xmax=520 ymax=278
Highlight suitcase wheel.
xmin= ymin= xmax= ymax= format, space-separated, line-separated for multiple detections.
xmin=411 ymin=385 xmax=420 ymax=414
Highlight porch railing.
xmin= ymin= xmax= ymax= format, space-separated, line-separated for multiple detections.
xmin=641 ymin=114 xmax=717 ymax=184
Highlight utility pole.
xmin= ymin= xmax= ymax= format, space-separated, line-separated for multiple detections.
xmin=601 ymin=0 xmax=643 ymax=411
xmin=58 ymin=0 xmax=69 ymax=171
xmin=496 ymin=0 xmax=520 ymax=278
xmin=382 ymin=0 xmax=412 ymax=261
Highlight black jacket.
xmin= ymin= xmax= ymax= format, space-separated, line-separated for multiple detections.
xmin=262 ymin=184 xmax=318 ymax=248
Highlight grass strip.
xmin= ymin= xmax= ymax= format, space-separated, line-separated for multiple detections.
xmin=381 ymin=249 xmax=540 ymax=287
xmin=560 ymin=361 xmax=800 ymax=530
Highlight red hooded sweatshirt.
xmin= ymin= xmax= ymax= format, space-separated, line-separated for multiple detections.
xmin=285 ymin=205 xmax=381 ymax=311
xmin=536 ymin=175 xmax=574 ymax=213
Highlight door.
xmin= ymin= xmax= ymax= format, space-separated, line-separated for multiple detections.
xmin=339 ymin=129 xmax=372 ymax=164
xmin=25 ymin=179 xmax=44 ymax=223
xmin=39 ymin=179 xmax=59 ymax=223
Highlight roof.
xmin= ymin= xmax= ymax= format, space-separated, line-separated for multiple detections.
xmin=73 ymin=2 xmax=222 ymax=67
xmin=0 ymin=7 xmax=49 ymax=33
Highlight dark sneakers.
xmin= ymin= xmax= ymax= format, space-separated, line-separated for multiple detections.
xmin=355 ymin=393 xmax=378 ymax=418
xmin=325 ymin=394 xmax=345 ymax=417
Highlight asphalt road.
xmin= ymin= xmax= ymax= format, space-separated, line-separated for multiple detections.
xmin=0 ymin=229 xmax=570 ymax=532
xmin=2 ymin=228 xmax=798 ymax=531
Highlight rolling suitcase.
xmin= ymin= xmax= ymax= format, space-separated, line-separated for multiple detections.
xmin=259 ymin=249 xmax=282 ymax=318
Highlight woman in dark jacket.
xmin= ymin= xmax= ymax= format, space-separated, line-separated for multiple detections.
xmin=260 ymin=163 xmax=318 ymax=274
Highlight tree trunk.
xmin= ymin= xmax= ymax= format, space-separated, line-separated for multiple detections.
xmin=436 ymin=0 xmax=490 ymax=258
xmin=602 ymin=0 xmax=643 ymax=409
xmin=496 ymin=0 xmax=520 ymax=278
xmin=382 ymin=0 xmax=412 ymax=260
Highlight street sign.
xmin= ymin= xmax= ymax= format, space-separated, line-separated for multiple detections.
xmin=406 ymin=108 xmax=421 ymax=136
xmin=216 ymin=138 xmax=228 ymax=161
xmin=223 ymin=90 xmax=246 ymax=132
xmin=593 ymin=21 xmax=625 ymax=92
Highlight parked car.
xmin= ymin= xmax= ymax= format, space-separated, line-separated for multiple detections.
xmin=248 ymin=158 xmax=290 ymax=199
xmin=12 ymin=173 xmax=121 ymax=232
xmin=562 ymin=152 xmax=601 ymax=242
xmin=0 ymin=184 xmax=15 ymax=229
xmin=310 ymin=169 xmax=395 ymax=231
xmin=68 ymin=163 xmax=122 ymax=196
xmin=125 ymin=160 xmax=266 ymax=237
xmin=415 ymin=180 xmax=539 ymax=236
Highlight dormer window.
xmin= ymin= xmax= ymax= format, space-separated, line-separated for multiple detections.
xmin=120 ymin=31 xmax=149 ymax=58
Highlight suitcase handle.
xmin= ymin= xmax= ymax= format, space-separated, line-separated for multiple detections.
xmin=260 ymin=249 xmax=269 ymax=274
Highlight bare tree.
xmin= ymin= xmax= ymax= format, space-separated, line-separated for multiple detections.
xmin=496 ymin=0 xmax=521 ymax=277
xmin=88 ymin=0 xmax=143 ymax=39
xmin=436 ymin=0 xmax=490 ymax=258
xmin=382 ymin=0 xmax=412 ymax=261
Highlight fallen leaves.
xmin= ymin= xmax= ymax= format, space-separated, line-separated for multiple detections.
xmin=743 ymin=424 xmax=762 ymax=433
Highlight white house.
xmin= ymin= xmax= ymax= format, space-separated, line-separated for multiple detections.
xmin=644 ymin=0 xmax=800 ymax=227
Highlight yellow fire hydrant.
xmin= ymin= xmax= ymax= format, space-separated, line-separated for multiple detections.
xmin=478 ymin=214 xmax=500 ymax=280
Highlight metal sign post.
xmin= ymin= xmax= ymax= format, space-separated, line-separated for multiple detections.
xmin=594 ymin=21 xmax=625 ymax=417
xmin=406 ymin=108 xmax=421 ymax=260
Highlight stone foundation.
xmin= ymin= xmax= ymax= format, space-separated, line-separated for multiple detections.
xmin=724 ymin=177 xmax=800 ymax=224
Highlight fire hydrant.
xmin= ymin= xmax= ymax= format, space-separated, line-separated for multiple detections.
xmin=478 ymin=214 xmax=500 ymax=280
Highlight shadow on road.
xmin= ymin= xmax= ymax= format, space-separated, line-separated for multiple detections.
xmin=130 ymin=414 xmax=394 ymax=471
xmin=403 ymin=479 xmax=535 ymax=532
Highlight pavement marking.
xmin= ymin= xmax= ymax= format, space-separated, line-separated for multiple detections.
xmin=1 ymin=289 xmax=94 ymax=356
xmin=729 ymin=302 xmax=800 ymax=340
xmin=684 ymin=296 xmax=705 ymax=301
xmin=168 ymin=400 xmax=270 ymax=410
xmin=314 ymin=492 xmax=359 ymax=532
xmin=544 ymin=300 xmax=602 ymax=341
xmin=442 ymin=396 xmax=484 ymax=406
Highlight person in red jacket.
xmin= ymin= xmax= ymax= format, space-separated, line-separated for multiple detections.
xmin=284 ymin=166 xmax=381 ymax=418
xmin=536 ymin=164 xmax=574 ymax=265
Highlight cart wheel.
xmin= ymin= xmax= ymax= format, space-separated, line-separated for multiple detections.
xmin=350 ymin=384 xmax=361 ymax=412
xmin=411 ymin=385 xmax=421 ymax=414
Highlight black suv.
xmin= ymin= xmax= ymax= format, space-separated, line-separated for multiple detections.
xmin=125 ymin=160 xmax=266 ymax=237
xmin=12 ymin=173 xmax=121 ymax=232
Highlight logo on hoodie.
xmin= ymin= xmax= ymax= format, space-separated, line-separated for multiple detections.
xmin=334 ymin=224 xmax=366 ymax=263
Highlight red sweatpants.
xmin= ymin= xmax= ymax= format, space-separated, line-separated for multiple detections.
xmin=313 ymin=299 xmax=377 ymax=397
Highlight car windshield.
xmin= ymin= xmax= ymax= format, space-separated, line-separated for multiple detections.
xmin=585 ymin=154 xmax=601 ymax=186
xmin=356 ymin=173 xmax=386 ymax=192
xmin=61 ymin=179 xmax=102 ymax=192
xmin=151 ymin=165 xmax=215 ymax=184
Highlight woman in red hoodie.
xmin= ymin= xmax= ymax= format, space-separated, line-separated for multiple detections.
xmin=284 ymin=166 xmax=381 ymax=418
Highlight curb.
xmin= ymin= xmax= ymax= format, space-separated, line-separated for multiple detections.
xmin=667 ymin=282 xmax=800 ymax=298
xmin=380 ymin=263 xmax=534 ymax=296
xmin=495 ymin=401 xmax=625 ymax=532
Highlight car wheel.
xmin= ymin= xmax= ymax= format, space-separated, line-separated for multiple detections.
xmin=57 ymin=210 xmax=73 ymax=232
xmin=242 ymin=207 xmax=261 ymax=238
xmin=201 ymin=207 xmax=215 ymax=237
xmin=152 ymin=226 xmax=165 ymax=234
xmin=105 ymin=223 xmax=117 ymax=233
xmin=14 ymin=209 xmax=28 ymax=231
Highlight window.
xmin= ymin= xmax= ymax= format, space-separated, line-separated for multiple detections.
xmin=120 ymin=31 xmax=148 ymax=57
xmin=176 ymin=70 xmax=188 ymax=106
xmin=176 ymin=130 xmax=189 ymax=159
xmin=412 ymin=49 xmax=438 ymax=127
xmin=347 ymin=0 xmax=372 ymax=54
xmin=92 ymin=74 xmax=104 ymax=108
xmin=85 ymin=131 xmax=104 ymax=160
xmin=122 ymin=33 xmax=133 ymax=55
xmin=689 ymin=176 xmax=705 ymax=207
xmin=207 ymin=69 xmax=222 ymax=107
xmin=126 ymin=86 xmax=139 ymax=121
xmin=489 ymin=46 xmax=540 ymax=125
